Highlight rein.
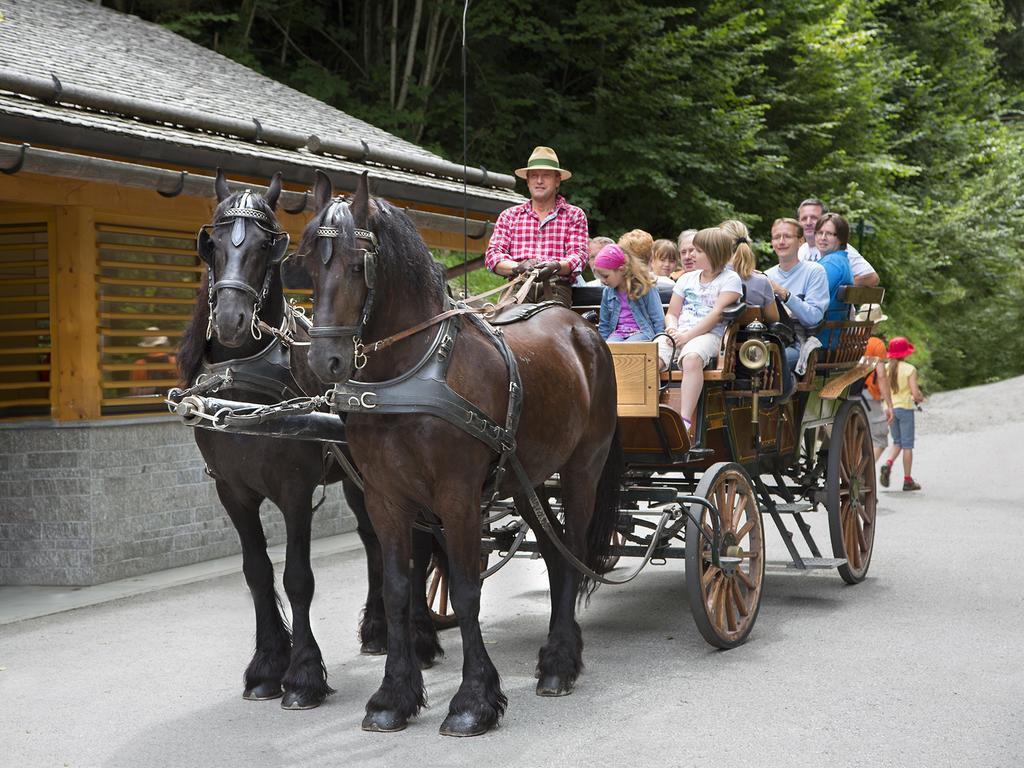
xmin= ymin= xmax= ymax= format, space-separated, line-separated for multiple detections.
xmin=357 ymin=272 xmax=538 ymax=358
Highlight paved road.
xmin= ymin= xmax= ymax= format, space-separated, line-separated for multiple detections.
xmin=2 ymin=378 xmax=1023 ymax=767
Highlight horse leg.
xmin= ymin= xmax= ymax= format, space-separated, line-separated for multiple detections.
xmin=218 ymin=481 xmax=291 ymax=700
xmin=277 ymin=495 xmax=334 ymax=710
xmin=438 ymin=495 xmax=506 ymax=737
xmin=344 ymin=478 xmax=387 ymax=655
xmin=362 ymin=499 xmax=425 ymax=732
xmin=410 ymin=527 xmax=443 ymax=668
xmin=516 ymin=491 xmax=585 ymax=697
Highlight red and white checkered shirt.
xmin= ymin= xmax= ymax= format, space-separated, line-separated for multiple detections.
xmin=484 ymin=196 xmax=588 ymax=282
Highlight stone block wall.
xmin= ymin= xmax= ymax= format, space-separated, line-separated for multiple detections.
xmin=0 ymin=416 xmax=355 ymax=586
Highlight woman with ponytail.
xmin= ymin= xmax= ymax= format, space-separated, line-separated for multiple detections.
xmin=719 ymin=219 xmax=779 ymax=323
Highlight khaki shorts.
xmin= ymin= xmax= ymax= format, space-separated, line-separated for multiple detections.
xmin=861 ymin=394 xmax=889 ymax=449
xmin=658 ymin=332 xmax=722 ymax=370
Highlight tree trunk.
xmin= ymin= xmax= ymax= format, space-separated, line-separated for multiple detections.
xmin=390 ymin=0 xmax=399 ymax=109
xmin=396 ymin=0 xmax=424 ymax=112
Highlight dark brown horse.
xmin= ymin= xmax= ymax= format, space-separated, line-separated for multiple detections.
xmin=296 ymin=171 xmax=622 ymax=736
xmin=178 ymin=171 xmax=441 ymax=709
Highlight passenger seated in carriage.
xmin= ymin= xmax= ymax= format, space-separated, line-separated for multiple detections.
xmin=658 ymin=227 xmax=742 ymax=433
xmin=812 ymin=212 xmax=855 ymax=349
xmin=719 ymin=219 xmax=780 ymax=324
xmin=594 ymin=244 xmax=665 ymax=342
xmin=766 ymin=217 xmax=830 ymax=398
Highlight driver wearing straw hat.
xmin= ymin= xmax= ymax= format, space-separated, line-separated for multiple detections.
xmin=484 ymin=146 xmax=589 ymax=306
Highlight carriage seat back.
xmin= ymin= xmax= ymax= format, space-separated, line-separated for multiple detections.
xmin=817 ymin=285 xmax=886 ymax=371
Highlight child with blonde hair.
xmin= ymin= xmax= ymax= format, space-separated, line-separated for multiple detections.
xmin=650 ymin=239 xmax=680 ymax=288
xmin=719 ymin=219 xmax=779 ymax=323
xmin=594 ymin=244 xmax=665 ymax=342
xmin=659 ymin=228 xmax=743 ymax=433
xmin=879 ymin=337 xmax=925 ymax=491
xmin=618 ymin=229 xmax=654 ymax=265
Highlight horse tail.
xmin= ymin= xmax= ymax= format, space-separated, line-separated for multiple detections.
xmin=580 ymin=421 xmax=623 ymax=600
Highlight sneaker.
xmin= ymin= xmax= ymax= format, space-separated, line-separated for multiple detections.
xmin=903 ymin=479 xmax=921 ymax=491
xmin=879 ymin=463 xmax=891 ymax=488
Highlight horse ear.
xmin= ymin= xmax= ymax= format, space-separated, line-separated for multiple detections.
xmin=265 ymin=172 xmax=283 ymax=210
xmin=215 ymin=168 xmax=230 ymax=202
xmin=313 ymin=169 xmax=333 ymax=212
xmin=351 ymin=171 xmax=370 ymax=226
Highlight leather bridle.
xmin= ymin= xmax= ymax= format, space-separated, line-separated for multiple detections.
xmin=198 ymin=190 xmax=290 ymax=341
xmin=306 ymin=198 xmax=379 ymax=369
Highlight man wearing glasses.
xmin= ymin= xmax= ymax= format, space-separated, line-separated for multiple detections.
xmin=766 ymin=217 xmax=830 ymax=398
xmin=796 ymin=198 xmax=879 ymax=287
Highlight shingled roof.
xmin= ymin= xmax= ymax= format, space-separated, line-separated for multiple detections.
xmin=0 ymin=0 xmax=521 ymax=214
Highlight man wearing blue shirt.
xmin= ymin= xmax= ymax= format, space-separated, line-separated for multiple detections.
xmin=766 ymin=217 xmax=830 ymax=397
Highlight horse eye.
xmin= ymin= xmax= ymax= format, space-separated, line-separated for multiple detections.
xmin=260 ymin=240 xmax=270 ymax=250
xmin=352 ymin=263 xmax=364 ymax=273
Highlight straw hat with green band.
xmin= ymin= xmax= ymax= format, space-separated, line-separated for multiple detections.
xmin=515 ymin=146 xmax=572 ymax=181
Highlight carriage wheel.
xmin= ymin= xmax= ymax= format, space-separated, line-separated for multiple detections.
xmin=426 ymin=552 xmax=490 ymax=630
xmin=685 ymin=462 xmax=764 ymax=649
xmin=826 ymin=400 xmax=877 ymax=584
xmin=596 ymin=530 xmax=626 ymax=574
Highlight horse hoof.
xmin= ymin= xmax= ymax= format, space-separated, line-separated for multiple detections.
xmin=361 ymin=710 xmax=407 ymax=732
xmin=243 ymin=682 xmax=283 ymax=701
xmin=360 ymin=640 xmax=386 ymax=656
xmin=281 ymin=689 xmax=325 ymax=710
xmin=536 ymin=675 xmax=573 ymax=697
xmin=439 ymin=711 xmax=491 ymax=737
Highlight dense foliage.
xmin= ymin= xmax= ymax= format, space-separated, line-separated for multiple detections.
xmin=107 ymin=0 xmax=1024 ymax=390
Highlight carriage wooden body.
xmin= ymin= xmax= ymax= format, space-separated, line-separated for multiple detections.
xmin=514 ymin=282 xmax=886 ymax=646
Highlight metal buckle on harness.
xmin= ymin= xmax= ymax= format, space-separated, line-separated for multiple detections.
xmin=438 ymin=334 xmax=455 ymax=360
xmin=353 ymin=336 xmax=368 ymax=370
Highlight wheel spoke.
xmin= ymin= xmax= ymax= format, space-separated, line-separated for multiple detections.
xmin=702 ymin=561 xmax=718 ymax=587
xmin=715 ymin=485 xmax=730 ymax=532
xmin=706 ymin=575 xmax=723 ymax=614
xmin=735 ymin=519 xmax=755 ymax=542
xmin=732 ymin=579 xmax=749 ymax=618
xmin=858 ymin=504 xmax=873 ymax=524
xmin=724 ymin=583 xmax=737 ymax=633
xmin=736 ymin=568 xmax=756 ymax=590
xmin=725 ymin=480 xmax=737 ymax=533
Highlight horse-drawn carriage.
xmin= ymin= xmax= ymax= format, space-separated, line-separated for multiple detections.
xmin=169 ymin=170 xmax=881 ymax=734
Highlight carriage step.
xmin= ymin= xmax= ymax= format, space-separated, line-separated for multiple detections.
xmin=786 ymin=557 xmax=846 ymax=570
xmin=622 ymin=486 xmax=680 ymax=505
xmin=769 ymin=502 xmax=817 ymax=515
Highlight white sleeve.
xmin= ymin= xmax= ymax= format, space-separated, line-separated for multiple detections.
xmin=844 ymin=242 xmax=875 ymax=278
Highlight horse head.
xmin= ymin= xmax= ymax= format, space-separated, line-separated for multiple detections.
xmin=198 ymin=169 xmax=289 ymax=347
xmin=295 ymin=170 xmax=377 ymax=384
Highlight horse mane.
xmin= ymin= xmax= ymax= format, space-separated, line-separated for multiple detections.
xmin=296 ymin=195 xmax=447 ymax=314
xmin=177 ymin=190 xmax=280 ymax=386
xmin=370 ymin=198 xmax=447 ymax=302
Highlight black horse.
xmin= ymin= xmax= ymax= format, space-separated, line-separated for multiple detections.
xmin=178 ymin=171 xmax=441 ymax=709
xmin=296 ymin=172 xmax=622 ymax=736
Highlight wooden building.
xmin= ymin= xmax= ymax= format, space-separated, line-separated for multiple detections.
xmin=0 ymin=0 xmax=519 ymax=585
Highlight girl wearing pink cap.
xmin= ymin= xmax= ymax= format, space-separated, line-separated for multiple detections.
xmin=879 ymin=336 xmax=925 ymax=491
xmin=594 ymin=244 xmax=665 ymax=342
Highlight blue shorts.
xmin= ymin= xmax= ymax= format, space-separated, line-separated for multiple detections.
xmin=889 ymin=408 xmax=915 ymax=449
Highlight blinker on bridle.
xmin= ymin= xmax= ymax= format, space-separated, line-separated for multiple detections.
xmin=307 ymin=198 xmax=379 ymax=369
xmin=199 ymin=190 xmax=290 ymax=341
